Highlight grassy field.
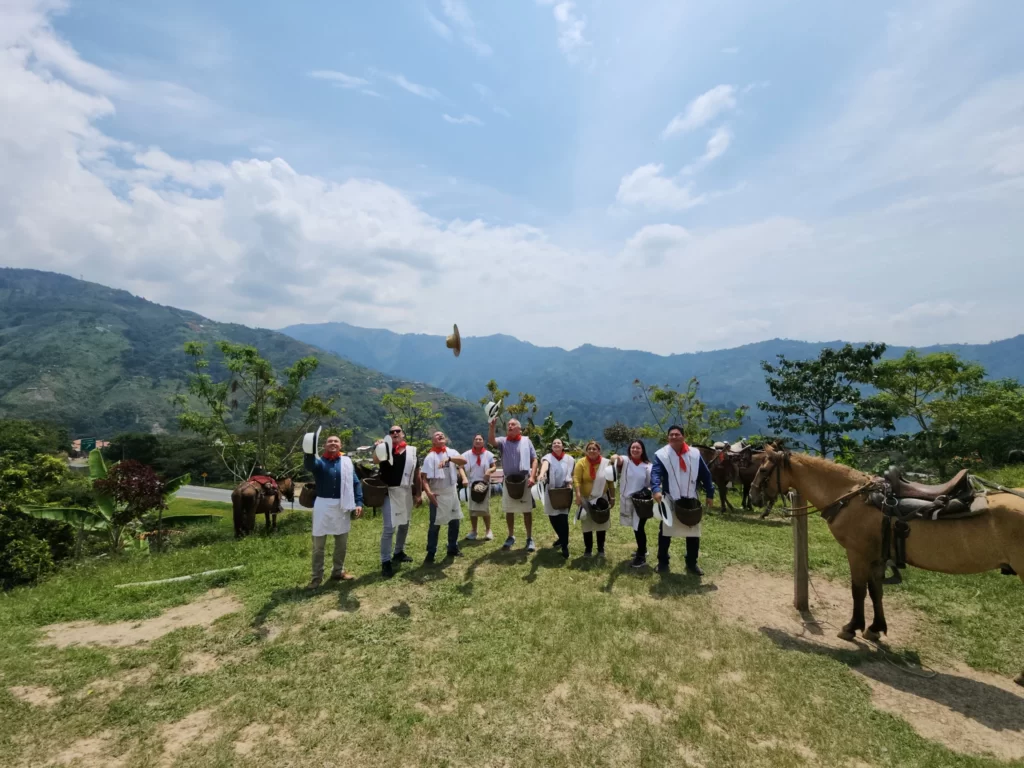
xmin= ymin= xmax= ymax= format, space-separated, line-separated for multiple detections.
xmin=1 ymin=491 xmax=1022 ymax=767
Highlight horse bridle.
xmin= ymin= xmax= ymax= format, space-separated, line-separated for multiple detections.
xmin=753 ymin=453 xmax=787 ymax=501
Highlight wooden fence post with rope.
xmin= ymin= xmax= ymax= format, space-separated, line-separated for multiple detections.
xmin=792 ymin=490 xmax=809 ymax=611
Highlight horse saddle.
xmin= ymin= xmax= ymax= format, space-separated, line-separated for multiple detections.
xmin=874 ymin=467 xmax=986 ymax=520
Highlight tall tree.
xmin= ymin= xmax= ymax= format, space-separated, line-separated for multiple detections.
xmin=380 ymin=388 xmax=442 ymax=454
xmin=478 ymin=380 xmax=538 ymax=433
xmin=175 ymin=342 xmax=335 ymax=480
xmin=758 ymin=343 xmax=885 ymax=456
xmin=634 ymin=378 xmax=747 ymax=445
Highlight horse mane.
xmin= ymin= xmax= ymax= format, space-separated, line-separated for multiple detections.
xmin=780 ymin=450 xmax=871 ymax=484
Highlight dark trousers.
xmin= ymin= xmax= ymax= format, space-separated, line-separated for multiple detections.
xmin=427 ymin=502 xmax=460 ymax=556
xmin=582 ymin=530 xmax=606 ymax=553
xmin=548 ymin=513 xmax=570 ymax=546
xmin=656 ymin=522 xmax=699 ymax=566
xmin=635 ymin=519 xmax=648 ymax=556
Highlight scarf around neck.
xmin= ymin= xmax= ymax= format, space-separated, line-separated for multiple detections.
xmin=673 ymin=442 xmax=691 ymax=471
xmin=322 ymin=450 xmax=340 ymax=461
xmin=472 ymin=446 xmax=485 ymax=465
xmin=586 ymin=455 xmax=602 ymax=480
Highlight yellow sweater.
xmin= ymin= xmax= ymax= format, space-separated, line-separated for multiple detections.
xmin=573 ymin=458 xmax=615 ymax=499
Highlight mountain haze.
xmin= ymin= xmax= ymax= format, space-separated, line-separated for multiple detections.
xmin=0 ymin=269 xmax=480 ymax=444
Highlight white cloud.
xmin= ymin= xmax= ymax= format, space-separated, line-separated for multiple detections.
xmin=537 ymin=0 xmax=590 ymax=63
xmin=473 ymin=83 xmax=510 ymax=117
xmin=425 ymin=9 xmax=453 ymax=41
xmin=442 ymin=113 xmax=483 ymax=126
xmin=622 ymin=224 xmax=690 ymax=265
xmin=616 ymin=164 xmax=706 ymax=211
xmin=682 ymin=126 xmax=732 ymax=175
xmin=440 ymin=0 xmax=492 ymax=56
xmin=371 ymin=70 xmax=443 ymax=100
xmin=307 ymin=70 xmax=369 ymax=88
xmin=662 ymin=85 xmax=737 ymax=138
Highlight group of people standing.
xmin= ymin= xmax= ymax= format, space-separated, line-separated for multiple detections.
xmin=301 ymin=420 xmax=714 ymax=588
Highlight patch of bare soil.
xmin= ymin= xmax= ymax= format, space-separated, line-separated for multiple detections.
xmin=75 ymin=665 xmax=157 ymax=702
xmin=233 ymin=722 xmax=296 ymax=756
xmin=856 ymin=661 xmax=1024 ymax=762
xmin=714 ymin=567 xmax=1024 ymax=760
xmin=753 ymin=738 xmax=818 ymax=762
xmin=40 ymin=590 xmax=242 ymax=648
xmin=46 ymin=731 xmax=124 ymax=767
xmin=181 ymin=652 xmax=222 ymax=675
xmin=614 ymin=700 xmax=669 ymax=726
xmin=9 ymin=685 xmax=61 ymax=707
xmin=159 ymin=709 xmax=222 ymax=765
xmin=713 ymin=566 xmax=922 ymax=652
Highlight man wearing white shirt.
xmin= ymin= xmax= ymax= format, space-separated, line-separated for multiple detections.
xmin=461 ymin=434 xmax=495 ymax=541
xmin=420 ymin=431 xmax=469 ymax=563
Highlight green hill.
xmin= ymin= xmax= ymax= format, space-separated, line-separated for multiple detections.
xmin=0 ymin=269 xmax=479 ymax=444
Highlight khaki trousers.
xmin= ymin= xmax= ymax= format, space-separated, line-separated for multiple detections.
xmin=312 ymin=533 xmax=348 ymax=580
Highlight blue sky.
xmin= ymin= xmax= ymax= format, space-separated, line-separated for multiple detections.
xmin=2 ymin=0 xmax=1024 ymax=354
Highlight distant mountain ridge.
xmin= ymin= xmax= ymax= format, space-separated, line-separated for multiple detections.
xmin=281 ymin=321 xmax=1024 ymax=438
xmin=0 ymin=269 xmax=481 ymax=444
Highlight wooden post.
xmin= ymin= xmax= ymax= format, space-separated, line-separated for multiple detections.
xmin=792 ymin=490 xmax=809 ymax=611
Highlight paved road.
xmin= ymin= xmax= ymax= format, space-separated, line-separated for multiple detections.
xmin=177 ymin=485 xmax=233 ymax=503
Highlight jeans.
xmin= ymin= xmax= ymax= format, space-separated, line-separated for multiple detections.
xmin=547 ymin=513 xmax=570 ymax=546
xmin=380 ymin=495 xmax=410 ymax=563
xmin=656 ymin=522 xmax=700 ymax=566
xmin=427 ymin=502 xmax=460 ymax=556
xmin=311 ymin=533 xmax=348 ymax=580
xmin=582 ymin=530 xmax=606 ymax=554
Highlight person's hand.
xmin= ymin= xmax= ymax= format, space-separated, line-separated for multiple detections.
xmin=374 ymin=439 xmax=383 ymax=445
xmin=707 ymin=497 xmax=714 ymax=508
xmin=654 ymin=491 xmax=663 ymax=504
xmin=414 ymin=495 xmax=423 ymax=507
xmin=354 ymin=506 xmax=363 ymax=518
xmin=427 ymin=492 xmax=438 ymax=506
xmin=574 ymin=494 xmax=582 ymax=507
xmin=527 ymin=476 xmax=536 ymax=487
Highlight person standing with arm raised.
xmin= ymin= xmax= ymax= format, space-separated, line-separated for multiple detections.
xmin=373 ymin=425 xmax=422 ymax=579
xmin=488 ymin=417 xmax=539 ymax=552
xmin=650 ymin=425 xmax=714 ymax=575
xmin=303 ymin=435 xmax=363 ymax=589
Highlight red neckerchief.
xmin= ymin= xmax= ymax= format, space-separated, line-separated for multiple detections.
xmin=587 ymin=455 xmax=601 ymax=480
xmin=674 ymin=442 xmax=691 ymax=471
xmin=631 ymin=456 xmax=644 ymax=466
xmin=393 ymin=441 xmax=407 ymax=454
xmin=472 ymin=446 xmax=485 ymax=465
xmin=322 ymin=450 xmax=340 ymax=461
xmin=431 ymin=446 xmax=448 ymax=454
xmin=506 ymin=434 xmax=522 ymax=443
xmin=551 ymin=450 xmax=565 ymax=462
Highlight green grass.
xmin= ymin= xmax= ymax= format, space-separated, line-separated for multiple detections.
xmin=0 ymin=493 xmax=1020 ymax=767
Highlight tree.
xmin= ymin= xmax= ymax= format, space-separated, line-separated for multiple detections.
xmin=0 ymin=420 xmax=72 ymax=462
xmin=478 ymin=380 xmax=538 ymax=434
xmin=758 ymin=343 xmax=886 ymax=457
xmin=634 ymin=378 xmax=748 ymax=446
xmin=175 ymin=341 xmax=336 ymax=480
xmin=859 ymin=350 xmax=1011 ymax=478
xmin=529 ymin=413 xmax=575 ymax=452
xmin=381 ymin=388 xmax=442 ymax=454
xmin=603 ymin=422 xmax=642 ymax=451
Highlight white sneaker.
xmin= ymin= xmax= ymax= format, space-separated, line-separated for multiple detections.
xmin=485 ymin=531 xmax=494 ymax=540
xmin=466 ymin=531 xmax=478 ymax=540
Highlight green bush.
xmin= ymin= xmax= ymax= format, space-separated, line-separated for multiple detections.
xmin=0 ymin=513 xmax=56 ymax=589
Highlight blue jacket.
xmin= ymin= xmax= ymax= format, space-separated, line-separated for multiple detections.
xmin=651 ymin=452 xmax=715 ymax=500
xmin=303 ymin=454 xmax=364 ymax=506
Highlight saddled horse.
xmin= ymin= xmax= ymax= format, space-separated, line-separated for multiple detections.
xmin=750 ymin=446 xmax=1024 ymax=686
xmin=696 ymin=445 xmax=739 ymax=511
xmin=231 ymin=476 xmax=295 ymax=537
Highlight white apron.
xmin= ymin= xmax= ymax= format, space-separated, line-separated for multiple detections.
xmin=579 ymin=457 xmax=611 ymax=533
xmin=386 ymin=446 xmax=417 ymax=527
xmin=312 ymin=456 xmax=356 ymax=536
xmin=541 ymin=453 xmax=575 ymax=517
xmin=618 ymin=459 xmax=652 ymax=531
xmin=655 ymin=445 xmax=703 ymax=538
xmin=463 ymin=449 xmax=494 ymax=514
xmin=423 ymin=449 xmax=463 ymax=526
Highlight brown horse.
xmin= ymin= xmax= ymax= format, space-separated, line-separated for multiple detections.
xmin=750 ymin=446 xmax=1024 ymax=686
xmin=696 ymin=445 xmax=739 ymax=511
xmin=231 ymin=477 xmax=295 ymax=537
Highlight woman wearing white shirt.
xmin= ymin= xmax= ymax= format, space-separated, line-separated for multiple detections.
xmin=611 ymin=440 xmax=654 ymax=569
xmin=538 ymin=438 xmax=576 ymax=559
xmin=420 ymin=431 xmax=468 ymax=563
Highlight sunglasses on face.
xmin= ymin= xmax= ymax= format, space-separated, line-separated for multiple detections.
xmin=390 ymin=430 xmax=403 ymax=434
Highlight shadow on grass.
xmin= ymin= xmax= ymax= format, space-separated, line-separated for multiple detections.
xmin=717 ymin=514 xmax=792 ymax=529
xmin=759 ymin=627 xmax=1024 ymax=732
xmin=251 ymin=573 xmax=377 ymax=633
xmin=649 ymin=571 xmax=719 ymax=600
xmin=400 ymin=555 xmax=457 ymax=586
xmin=601 ymin=559 xmax=639 ymax=593
xmin=458 ymin=548 xmax=531 ymax=596
xmin=524 ymin=548 xmax=567 ymax=583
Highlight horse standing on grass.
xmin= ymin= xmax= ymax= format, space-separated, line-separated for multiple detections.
xmin=231 ymin=476 xmax=295 ymax=537
xmin=750 ymin=446 xmax=1024 ymax=686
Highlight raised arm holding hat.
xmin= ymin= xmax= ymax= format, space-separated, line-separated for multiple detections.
xmin=650 ymin=425 xmax=715 ymax=576
xmin=373 ymin=425 xmax=422 ymax=579
xmin=303 ymin=434 xmax=363 ymax=588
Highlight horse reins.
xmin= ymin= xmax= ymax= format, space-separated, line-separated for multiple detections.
xmin=757 ymin=455 xmax=876 ymax=520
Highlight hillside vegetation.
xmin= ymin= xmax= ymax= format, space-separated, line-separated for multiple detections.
xmin=0 ymin=269 xmax=479 ymax=444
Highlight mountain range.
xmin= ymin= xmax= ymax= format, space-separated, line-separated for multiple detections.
xmin=0 ymin=269 xmax=479 ymax=444
xmin=282 ymin=321 xmax=1024 ymax=439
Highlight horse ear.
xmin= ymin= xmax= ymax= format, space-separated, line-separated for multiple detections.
xmin=765 ymin=444 xmax=777 ymax=455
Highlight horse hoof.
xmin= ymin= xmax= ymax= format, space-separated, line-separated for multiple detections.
xmin=837 ymin=630 xmax=856 ymax=642
xmin=863 ymin=629 xmax=881 ymax=642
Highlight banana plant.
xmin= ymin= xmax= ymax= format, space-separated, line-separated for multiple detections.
xmin=529 ymin=413 xmax=574 ymax=451
xmin=22 ymin=450 xmax=206 ymax=555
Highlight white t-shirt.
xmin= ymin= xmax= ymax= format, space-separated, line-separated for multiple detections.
xmin=421 ymin=448 xmax=460 ymax=488
xmin=461 ymin=449 xmax=495 ymax=483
